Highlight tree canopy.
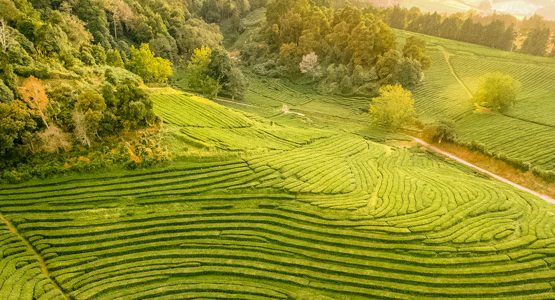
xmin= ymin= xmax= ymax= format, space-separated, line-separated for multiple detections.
xmin=245 ymin=1 xmax=429 ymax=96
xmin=127 ymin=44 xmax=173 ymax=83
xmin=369 ymin=84 xmax=416 ymax=129
xmin=472 ymin=72 xmax=521 ymax=112
xmin=185 ymin=46 xmax=248 ymax=100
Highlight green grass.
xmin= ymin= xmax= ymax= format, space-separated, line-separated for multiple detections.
xmin=1 ymin=83 xmax=555 ymax=298
xmin=396 ymin=30 xmax=555 ymax=178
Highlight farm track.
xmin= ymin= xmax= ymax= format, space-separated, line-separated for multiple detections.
xmin=439 ymin=46 xmax=473 ymax=98
xmin=413 ymin=137 xmax=555 ymax=204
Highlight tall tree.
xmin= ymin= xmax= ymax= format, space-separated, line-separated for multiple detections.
xmin=484 ymin=20 xmax=506 ymax=49
xmin=521 ymin=27 xmax=550 ymax=56
xmin=185 ymin=46 xmax=220 ymax=98
xmin=403 ymin=36 xmax=431 ymax=70
xmin=103 ymin=0 xmax=135 ymax=39
xmin=500 ymin=24 xmax=515 ymax=51
xmin=299 ymin=52 xmax=321 ymax=79
xmin=0 ymin=18 xmax=14 ymax=53
xmin=439 ymin=16 xmax=461 ymax=40
xmin=0 ymin=100 xmax=37 ymax=157
xmin=348 ymin=21 xmax=376 ymax=68
xmin=387 ymin=6 xmax=406 ymax=29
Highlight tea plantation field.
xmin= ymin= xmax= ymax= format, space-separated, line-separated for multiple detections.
xmin=399 ymin=30 xmax=555 ymax=179
xmin=1 ymin=88 xmax=555 ymax=299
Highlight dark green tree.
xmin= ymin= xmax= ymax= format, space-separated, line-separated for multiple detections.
xmin=521 ymin=27 xmax=550 ymax=56
xmin=0 ymin=100 xmax=37 ymax=159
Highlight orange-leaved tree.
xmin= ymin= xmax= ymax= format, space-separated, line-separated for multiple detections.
xmin=18 ymin=76 xmax=49 ymax=128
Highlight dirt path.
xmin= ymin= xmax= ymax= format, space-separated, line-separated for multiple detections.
xmin=440 ymin=46 xmax=473 ymax=98
xmin=0 ymin=214 xmax=69 ymax=299
xmin=414 ymin=137 xmax=555 ymax=204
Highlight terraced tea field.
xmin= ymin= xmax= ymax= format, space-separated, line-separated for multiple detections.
xmin=398 ymin=30 xmax=555 ymax=179
xmin=1 ymin=87 xmax=555 ymax=299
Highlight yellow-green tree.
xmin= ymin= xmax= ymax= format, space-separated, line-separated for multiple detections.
xmin=73 ymin=89 xmax=106 ymax=147
xmin=279 ymin=42 xmax=299 ymax=72
xmin=370 ymin=84 xmax=415 ymax=129
xmin=472 ymin=72 xmax=521 ymax=112
xmin=186 ymin=46 xmax=220 ymax=98
xmin=127 ymin=43 xmax=173 ymax=83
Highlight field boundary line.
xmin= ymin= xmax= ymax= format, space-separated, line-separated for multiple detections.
xmin=501 ymin=112 xmax=555 ymax=129
xmin=0 ymin=213 xmax=70 ymax=299
xmin=213 ymin=97 xmax=258 ymax=107
xmin=440 ymin=46 xmax=473 ymax=98
xmin=413 ymin=137 xmax=555 ymax=204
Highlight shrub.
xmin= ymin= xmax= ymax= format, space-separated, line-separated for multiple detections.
xmin=38 ymin=125 xmax=72 ymax=153
xmin=423 ymin=119 xmax=457 ymax=143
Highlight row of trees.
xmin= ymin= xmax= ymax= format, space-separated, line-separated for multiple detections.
xmin=385 ymin=7 xmax=515 ymax=51
xmin=384 ymin=6 xmax=555 ymax=56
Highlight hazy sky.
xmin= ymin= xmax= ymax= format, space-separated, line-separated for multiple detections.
xmin=489 ymin=0 xmax=555 ymax=19
xmin=398 ymin=0 xmax=555 ymax=20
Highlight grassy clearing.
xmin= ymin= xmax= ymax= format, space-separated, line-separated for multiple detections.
xmin=1 ymin=83 xmax=555 ymax=298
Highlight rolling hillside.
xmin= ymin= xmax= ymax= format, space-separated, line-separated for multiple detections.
xmin=399 ymin=30 xmax=555 ymax=179
xmin=1 ymin=87 xmax=555 ymax=298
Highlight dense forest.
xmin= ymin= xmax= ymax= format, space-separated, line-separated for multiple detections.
xmin=241 ymin=0 xmax=430 ymax=95
xmin=0 ymin=0 xmax=266 ymax=179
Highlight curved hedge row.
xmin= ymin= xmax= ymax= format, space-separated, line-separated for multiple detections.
xmin=1 ymin=82 xmax=554 ymax=298
xmin=1 ymin=133 xmax=555 ymax=299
